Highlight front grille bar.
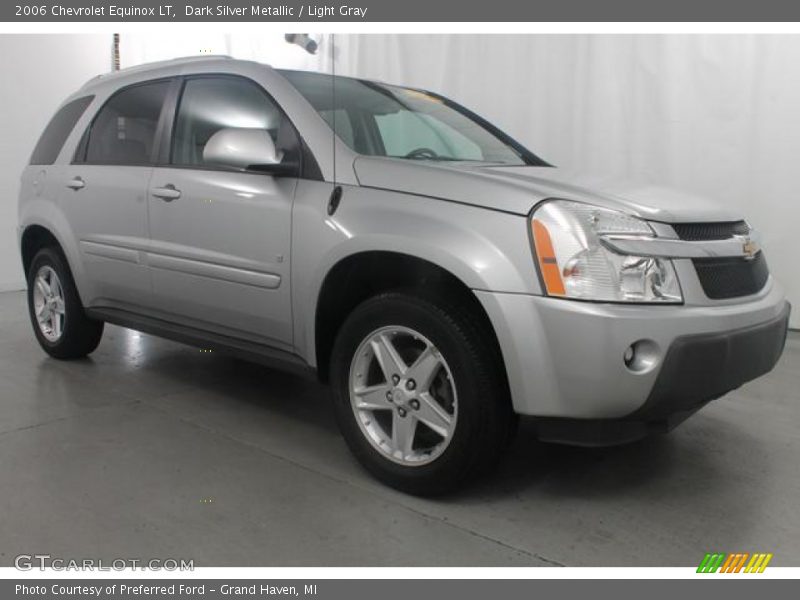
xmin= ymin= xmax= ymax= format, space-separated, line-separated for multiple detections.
xmin=600 ymin=232 xmax=761 ymax=260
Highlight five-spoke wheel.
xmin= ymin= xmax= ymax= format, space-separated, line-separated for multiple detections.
xmin=32 ymin=265 xmax=67 ymax=342
xmin=331 ymin=291 xmax=515 ymax=495
xmin=350 ymin=326 xmax=457 ymax=466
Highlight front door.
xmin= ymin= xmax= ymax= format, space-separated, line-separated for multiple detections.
xmin=147 ymin=75 xmax=297 ymax=349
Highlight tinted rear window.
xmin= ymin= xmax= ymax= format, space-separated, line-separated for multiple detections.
xmin=30 ymin=95 xmax=93 ymax=165
xmin=84 ymin=81 xmax=170 ymax=165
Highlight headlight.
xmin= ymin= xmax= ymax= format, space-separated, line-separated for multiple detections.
xmin=530 ymin=200 xmax=682 ymax=303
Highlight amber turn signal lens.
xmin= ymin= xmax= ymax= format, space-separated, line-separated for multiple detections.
xmin=531 ymin=219 xmax=566 ymax=296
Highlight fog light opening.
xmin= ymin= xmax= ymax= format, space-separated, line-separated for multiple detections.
xmin=623 ymin=346 xmax=634 ymax=365
xmin=624 ymin=340 xmax=660 ymax=373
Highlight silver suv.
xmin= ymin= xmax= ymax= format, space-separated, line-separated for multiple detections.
xmin=18 ymin=57 xmax=790 ymax=494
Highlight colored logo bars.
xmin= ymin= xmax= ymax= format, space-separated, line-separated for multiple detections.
xmin=697 ymin=553 xmax=773 ymax=573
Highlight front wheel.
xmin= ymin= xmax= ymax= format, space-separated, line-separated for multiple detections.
xmin=330 ymin=292 xmax=515 ymax=495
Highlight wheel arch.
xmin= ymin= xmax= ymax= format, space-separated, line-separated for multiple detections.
xmin=19 ymin=221 xmax=90 ymax=306
xmin=21 ymin=224 xmax=62 ymax=277
xmin=313 ymin=250 xmax=509 ymax=390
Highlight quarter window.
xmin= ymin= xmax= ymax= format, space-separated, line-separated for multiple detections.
xmin=30 ymin=95 xmax=93 ymax=165
xmin=171 ymin=77 xmax=298 ymax=167
xmin=84 ymin=81 xmax=170 ymax=165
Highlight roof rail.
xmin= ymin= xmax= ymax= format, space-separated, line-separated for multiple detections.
xmin=83 ymin=55 xmax=235 ymax=85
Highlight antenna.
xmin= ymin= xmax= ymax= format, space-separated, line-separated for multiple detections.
xmin=331 ymin=33 xmax=337 ymax=186
xmin=326 ymin=34 xmax=343 ymax=216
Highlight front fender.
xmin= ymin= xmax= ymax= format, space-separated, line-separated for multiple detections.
xmin=291 ymin=182 xmax=540 ymax=366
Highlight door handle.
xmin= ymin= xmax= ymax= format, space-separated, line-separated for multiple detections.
xmin=151 ymin=184 xmax=181 ymax=201
xmin=66 ymin=177 xmax=85 ymax=191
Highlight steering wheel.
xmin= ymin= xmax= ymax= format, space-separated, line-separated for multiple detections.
xmin=404 ymin=147 xmax=440 ymax=160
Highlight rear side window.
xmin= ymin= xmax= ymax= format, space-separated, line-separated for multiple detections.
xmin=83 ymin=81 xmax=170 ymax=165
xmin=30 ymin=96 xmax=93 ymax=165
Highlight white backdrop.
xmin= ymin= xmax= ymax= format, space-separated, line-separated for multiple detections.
xmin=3 ymin=35 xmax=797 ymax=326
xmin=0 ymin=35 xmax=110 ymax=292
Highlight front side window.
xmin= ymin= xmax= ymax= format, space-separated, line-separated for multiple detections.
xmin=281 ymin=70 xmax=536 ymax=165
xmin=171 ymin=77 xmax=298 ymax=168
xmin=84 ymin=81 xmax=169 ymax=165
xmin=30 ymin=95 xmax=94 ymax=165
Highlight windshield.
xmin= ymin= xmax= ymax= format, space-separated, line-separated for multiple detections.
xmin=280 ymin=70 xmax=543 ymax=166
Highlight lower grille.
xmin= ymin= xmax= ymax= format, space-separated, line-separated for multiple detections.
xmin=693 ymin=252 xmax=769 ymax=299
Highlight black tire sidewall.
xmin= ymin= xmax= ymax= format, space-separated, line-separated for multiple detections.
xmin=330 ymin=293 xmax=504 ymax=494
xmin=26 ymin=247 xmax=99 ymax=358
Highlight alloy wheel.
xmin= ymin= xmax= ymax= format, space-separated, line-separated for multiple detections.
xmin=348 ymin=326 xmax=458 ymax=466
xmin=32 ymin=265 xmax=66 ymax=342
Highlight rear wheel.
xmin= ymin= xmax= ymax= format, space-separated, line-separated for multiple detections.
xmin=27 ymin=247 xmax=103 ymax=359
xmin=330 ymin=291 xmax=515 ymax=495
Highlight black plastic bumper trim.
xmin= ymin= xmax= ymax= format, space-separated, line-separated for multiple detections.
xmin=535 ymin=301 xmax=791 ymax=446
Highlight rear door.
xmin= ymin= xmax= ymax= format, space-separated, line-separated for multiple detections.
xmin=61 ymin=79 xmax=172 ymax=309
xmin=147 ymin=75 xmax=298 ymax=349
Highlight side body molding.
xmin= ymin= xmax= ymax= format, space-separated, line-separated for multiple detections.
xmin=78 ymin=234 xmax=283 ymax=290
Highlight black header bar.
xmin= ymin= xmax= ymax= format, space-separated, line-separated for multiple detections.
xmin=5 ymin=0 xmax=800 ymax=22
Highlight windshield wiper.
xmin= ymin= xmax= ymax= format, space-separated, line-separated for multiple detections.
xmin=388 ymin=155 xmax=482 ymax=162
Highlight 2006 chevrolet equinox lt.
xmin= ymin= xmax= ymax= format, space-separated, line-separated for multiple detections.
xmin=18 ymin=57 xmax=790 ymax=494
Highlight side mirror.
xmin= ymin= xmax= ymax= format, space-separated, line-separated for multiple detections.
xmin=203 ymin=128 xmax=297 ymax=175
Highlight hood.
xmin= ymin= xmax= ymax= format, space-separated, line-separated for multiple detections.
xmin=353 ymin=157 xmax=743 ymax=223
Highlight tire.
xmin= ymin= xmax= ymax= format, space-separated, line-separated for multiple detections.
xmin=26 ymin=246 xmax=104 ymax=359
xmin=330 ymin=291 xmax=515 ymax=495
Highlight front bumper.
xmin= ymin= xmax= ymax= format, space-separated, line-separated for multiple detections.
xmin=475 ymin=280 xmax=790 ymax=443
xmin=534 ymin=302 xmax=789 ymax=445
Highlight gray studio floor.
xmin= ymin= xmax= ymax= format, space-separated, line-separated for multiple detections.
xmin=1 ymin=289 xmax=798 ymax=567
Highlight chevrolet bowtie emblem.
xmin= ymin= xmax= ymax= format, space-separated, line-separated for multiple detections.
xmin=742 ymin=238 xmax=759 ymax=259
